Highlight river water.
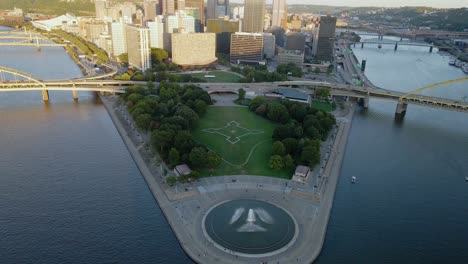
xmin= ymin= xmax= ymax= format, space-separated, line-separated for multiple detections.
xmin=1 ymin=27 xmax=467 ymax=263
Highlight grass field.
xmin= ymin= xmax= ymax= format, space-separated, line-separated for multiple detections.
xmin=311 ymin=100 xmax=335 ymax=112
xmin=190 ymin=71 xmax=242 ymax=83
xmin=193 ymin=106 xmax=291 ymax=178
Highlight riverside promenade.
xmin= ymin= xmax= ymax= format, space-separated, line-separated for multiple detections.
xmin=100 ymin=94 xmax=355 ymax=264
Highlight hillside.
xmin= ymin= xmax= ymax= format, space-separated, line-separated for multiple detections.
xmin=0 ymin=0 xmax=94 ymax=16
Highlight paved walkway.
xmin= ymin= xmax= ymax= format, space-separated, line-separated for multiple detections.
xmin=100 ymin=94 xmax=355 ymax=264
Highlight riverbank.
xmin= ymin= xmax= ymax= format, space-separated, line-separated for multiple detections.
xmin=100 ymin=92 xmax=355 ymax=263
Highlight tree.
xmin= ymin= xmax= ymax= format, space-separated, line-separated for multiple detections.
xmin=169 ymin=148 xmax=180 ymax=167
xmin=301 ymin=140 xmax=321 ymax=167
xmin=151 ymin=129 xmax=175 ymax=153
xmin=283 ymin=154 xmax=295 ymax=169
xmin=315 ymin=88 xmax=330 ymax=99
xmin=327 ymin=64 xmax=334 ymax=75
xmin=314 ymin=67 xmax=321 ymax=74
xmin=282 ymin=138 xmax=298 ymax=155
xmin=174 ymin=130 xmax=194 ymax=155
xmin=194 ymin=99 xmax=207 ymax=115
xmin=272 ymin=141 xmax=286 ymax=156
xmin=273 ymin=125 xmax=294 ymax=141
xmin=269 ymin=155 xmax=284 ymax=170
xmin=151 ymin=48 xmax=168 ymax=65
xmin=118 ymin=53 xmax=128 ymax=64
xmin=135 ymin=113 xmax=152 ymax=130
xmin=175 ymin=105 xmax=199 ymax=128
xmin=206 ymin=151 xmax=221 ymax=170
xmin=121 ymin=73 xmax=131 ymax=81
xmin=147 ymin=81 xmax=155 ymax=94
xmin=189 ymin=147 xmax=208 ymax=168
xmin=238 ymin=88 xmax=246 ymax=100
xmin=166 ymin=176 xmax=177 ymax=186
xmin=267 ymin=103 xmax=290 ymax=123
xmin=127 ymin=93 xmax=144 ymax=104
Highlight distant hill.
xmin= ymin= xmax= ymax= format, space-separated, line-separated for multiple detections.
xmin=0 ymin=0 xmax=94 ymax=16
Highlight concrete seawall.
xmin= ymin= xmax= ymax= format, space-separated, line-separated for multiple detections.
xmin=100 ymin=93 xmax=355 ymax=263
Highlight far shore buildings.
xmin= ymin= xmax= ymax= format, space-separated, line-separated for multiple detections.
xmin=277 ymin=49 xmax=304 ymax=67
xmin=230 ymin=32 xmax=264 ymax=64
xmin=31 ymin=13 xmax=78 ymax=32
xmin=171 ymin=32 xmax=217 ymax=66
xmin=125 ymin=24 xmax=151 ymax=71
xmin=272 ymin=0 xmax=287 ymax=29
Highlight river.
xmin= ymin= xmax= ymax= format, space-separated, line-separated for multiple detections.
xmin=1 ymin=27 xmax=467 ymax=263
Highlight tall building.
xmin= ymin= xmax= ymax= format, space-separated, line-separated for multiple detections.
xmin=148 ymin=16 xmax=165 ymax=48
xmin=184 ymin=0 xmax=205 ymax=30
xmin=95 ymin=0 xmax=108 ymax=20
xmin=230 ymin=32 xmax=264 ymax=64
xmin=263 ymin=33 xmax=276 ymax=58
xmin=125 ymin=25 xmax=151 ymax=71
xmin=110 ymin=22 xmax=127 ymax=56
xmin=172 ymin=33 xmax=217 ymax=66
xmin=207 ymin=18 xmax=239 ymax=54
xmin=285 ymin=32 xmax=305 ymax=53
xmin=179 ymin=13 xmax=195 ymax=33
xmin=272 ymin=0 xmax=287 ymax=29
xmin=313 ymin=15 xmax=337 ymax=61
xmin=176 ymin=0 xmax=185 ymax=10
xmin=207 ymin=0 xmax=230 ymax=20
xmin=143 ymin=0 xmax=158 ymax=21
xmin=243 ymin=0 xmax=265 ymax=33
xmin=162 ymin=0 xmax=176 ymax=15
xmin=183 ymin=8 xmax=202 ymax=32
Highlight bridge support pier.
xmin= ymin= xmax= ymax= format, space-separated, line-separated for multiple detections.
xmin=394 ymin=42 xmax=398 ymax=51
xmin=363 ymin=95 xmax=369 ymax=109
xmin=429 ymin=46 xmax=433 ymax=53
xmin=395 ymin=102 xmax=408 ymax=120
xmin=72 ymin=90 xmax=78 ymax=101
xmin=361 ymin=59 xmax=367 ymax=72
xmin=361 ymin=43 xmax=364 ymax=49
xmin=42 ymin=89 xmax=49 ymax=101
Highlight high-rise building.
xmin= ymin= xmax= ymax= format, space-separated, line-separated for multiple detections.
xmin=125 ymin=25 xmax=151 ymax=71
xmin=243 ymin=0 xmax=265 ymax=33
xmin=183 ymin=8 xmax=201 ymax=32
xmin=162 ymin=0 xmax=176 ymax=15
xmin=148 ymin=16 xmax=165 ymax=49
xmin=110 ymin=22 xmax=127 ymax=56
xmin=176 ymin=0 xmax=185 ymax=10
xmin=179 ymin=13 xmax=195 ymax=33
xmin=263 ymin=33 xmax=276 ymax=58
xmin=230 ymin=32 xmax=264 ymax=64
xmin=272 ymin=0 xmax=287 ymax=29
xmin=285 ymin=32 xmax=305 ymax=53
xmin=184 ymin=0 xmax=204 ymax=31
xmin=207 ymin=18 xmax=239 ymax=54
xmin=172 ymin=33 xmax=217 ymax=66
xmin=313 ymin=15 xmax=337 ymax=61
xmin=95 ymin=0 xmax=108 ymax=20
xmin=143 ymin=0 xmax=158 ymax=21
xmin=207 ymin=0 xmax=230 ymax=20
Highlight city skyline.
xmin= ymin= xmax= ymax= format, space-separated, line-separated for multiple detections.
xmin=231 ymin=0 xmax=468 ymax=8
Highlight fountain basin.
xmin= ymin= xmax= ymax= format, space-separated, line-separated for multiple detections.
xmin=202 ymin=199 xmax=298 ymax=257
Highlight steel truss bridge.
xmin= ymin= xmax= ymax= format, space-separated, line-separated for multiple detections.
xmin=0 ymin=66 xmax=467 ymax=117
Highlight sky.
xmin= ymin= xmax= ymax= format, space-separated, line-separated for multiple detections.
xmin=232 ymin=0 xmax=468 ymax=9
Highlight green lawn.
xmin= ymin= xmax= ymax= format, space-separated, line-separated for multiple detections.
xmin=193 ymin=106 xmax=292 ymax=178
xmin=191 ymin=71 xmax=242 ymax=83
xmin=311 ymin=100 xmax=335 ymax=112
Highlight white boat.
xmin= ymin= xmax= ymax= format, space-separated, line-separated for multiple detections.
xmin=351 ymin=176 xmax=356 ymax=183
xmin=465 ymin=176 xmax=468 ymax=181
xmin=448 ymin=58 xmax=456 ymax=65
xmin=455 ymin=60 xmax=463 ymax=68
xmin=463 ymin=65 xmax=468 ymax=74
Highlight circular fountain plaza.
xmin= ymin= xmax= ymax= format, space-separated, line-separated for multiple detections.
xmin=202 ymin=199 xmax=298 ymax=257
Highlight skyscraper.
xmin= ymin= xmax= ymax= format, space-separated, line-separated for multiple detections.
xmin=162 ymin=0 xmax=176 ymax=15
xmin=110 ymin=22 xmax=127 ymax=56
xmin=95 ymin=0 xmax=108 ymax=20
xmin=143 ymin=0 xmax=158 ymax=21
xmin=176 ymin=0 xmax=185 ymax=10
xmin=185 ymin=0 xmax=205 ymax=30
xmin=148 ymin=16 xmax=165 ymax=48
xmin=313 ymin=15 xmax=337 ymax=61
xmin=272 ymin=0 xmax=287 ymax=29
xmin=243 ymin=0 xmax=265 ymax=33
xmin=207 ymin=0 xmax=230 ymax=20
xmin=230 ymin=32 xmax=264 ymax=64
xmin=125 ymin=25 xmax=151 ymax=71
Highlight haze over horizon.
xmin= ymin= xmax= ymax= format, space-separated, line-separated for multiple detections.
xmin=231 ymin=0 xmax=468 ymax=9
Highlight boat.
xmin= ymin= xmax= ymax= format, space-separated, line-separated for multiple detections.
xmin=465 ymin=176 xmax=468 ymax=181
xmin=351 ymin=176 xmax=356 ymax=183
xmin=455 ymin=60 xmax=463 ymax=68
xmin=448 ymin=58 xmax=456 ymax=65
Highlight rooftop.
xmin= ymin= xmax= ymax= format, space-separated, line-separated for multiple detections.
xmin=274 ymin=88 xmax=309 ymax=101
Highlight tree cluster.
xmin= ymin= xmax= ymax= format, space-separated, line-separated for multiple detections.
xmin=277 ymin=63 xmax=303 ymax=77
xmin=52 ymin=30 xmax=108 ymax=63
xmin=231 ymin=66 xmax=287 ymax=83
xmin=121 ymin=82 xmax=222 ymax=172
xmin=248 ymin=97 xmax=336 ymax=169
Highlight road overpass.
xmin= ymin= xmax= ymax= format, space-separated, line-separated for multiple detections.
xmin=0 ymin=66 xmax=467 ymax=119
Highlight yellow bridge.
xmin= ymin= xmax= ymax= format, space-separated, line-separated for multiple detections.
xmin=0 ymin=66 xmax=467 ymax=118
